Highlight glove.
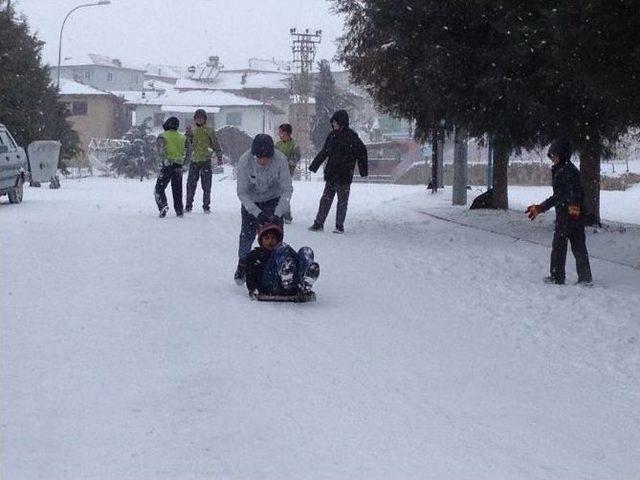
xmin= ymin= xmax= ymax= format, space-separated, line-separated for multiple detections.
xmin=525 ymin=204 xmax=541 ymax=221
xmin=568 ymin=204 xmax=581 ymax=220
xmin=266 ymin=214 xmax=282 ymax=226
xmin=256 ymin=211 xmax=268 ymax=225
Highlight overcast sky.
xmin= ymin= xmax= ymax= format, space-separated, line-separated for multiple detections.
xmin=15 ymin=0 xmax=346 ymax=71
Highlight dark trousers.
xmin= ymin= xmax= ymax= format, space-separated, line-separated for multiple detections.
xmin=186 ymin=160 xmax=212 ymax=209
xmin=550 ymin=218 xmax=592 ymax=283
xmin=238 ymin=197 xmax=280 ymax=262
xmin=155 ymin=163 xmax=183 ymax=214
xmin=314 ymin=180 xmax=351 ymax=228
xmin=261 ymin=245 xmax=315 ymax=295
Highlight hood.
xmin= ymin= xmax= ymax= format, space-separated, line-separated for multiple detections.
xmin=331 ymin=110 xmax=350 ymax=129
xmin=547 ymin=138 xmax=572 ymax=163
xmin=257 ymin=222 xmax=283 ymax=247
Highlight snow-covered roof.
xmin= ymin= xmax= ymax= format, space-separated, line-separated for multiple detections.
xmin=142 ymin=79 xmax=176 ymax=92
xmin=160 ymin=105 xmax=221 ymax=114
xmin=61 ymin=54 xmax=144 ymax=72
xmin=175 ymin=70 xmax=290 ymax=91
xmin=123 ymin=89 xmax=281 ymax=112
xmin=58 ymin=78 xmax=110 ymax=96
xmin=144 ymin=63 xmax=184 ymax=79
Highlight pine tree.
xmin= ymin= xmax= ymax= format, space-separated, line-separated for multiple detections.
xmin=107 ymin=122 xmax=157 ymax=180
xmin=311 ymin=60 xmax=341 ymax=151
xmin=216 ymin=126 xmax=252 ymax=165
xmin=333 ymin=1 xmax=640 ymax=218
xmin=0 ymin=1 xmax=79 ymax=172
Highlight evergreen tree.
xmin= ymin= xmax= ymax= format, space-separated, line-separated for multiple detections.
xmin=311 ymin=60 xmax=342 ymax=151
xmin=216 ymin=125 xmax=252 ymax=165
xmin=0 ymin=1 xmax=79 ymax=172
xmin=333 ymin=1 xmax=640 ymax=219
xmin=107 ymin=122 xmax=157 ymax=181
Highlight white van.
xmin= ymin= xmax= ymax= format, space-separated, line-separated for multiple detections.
xmin=0 ymin=123 xmax=28 ymax=203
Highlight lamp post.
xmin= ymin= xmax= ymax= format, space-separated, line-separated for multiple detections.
xmin=57 ymin=1 xmax=111 ymax=91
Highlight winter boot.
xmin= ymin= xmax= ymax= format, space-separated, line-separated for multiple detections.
xmin=300 ymin=262 xmax=320 ymax=292
xmin=185 ymin=205 xmax=193 ymax=213
xmin=203 ymin=207 xmax=211 ymax=214
xmin=159 ymin=206 xmax=169 ymax=218
xmin=333 ymin=225 xmax=344 ymax=234
xmin=278 ymin=256 xmax=296 ymax=290
xmin=308 ymin=222 xmax=323 ymax=232
xmin=234 ymin=263 xmax=246 ymax=285
xmin=543 ymin=276 xmax=564 ymax=285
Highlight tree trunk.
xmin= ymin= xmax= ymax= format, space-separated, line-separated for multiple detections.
xmin=452 ymin=127 xmax=468 ymax=205
xmin=491 ymin=142 xmax=509 ymax=209
xmin=579 ymin=136 xmax=601 ymax=226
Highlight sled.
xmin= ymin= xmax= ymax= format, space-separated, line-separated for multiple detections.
xmin=255 ymin=291 xmax=316 ymax=303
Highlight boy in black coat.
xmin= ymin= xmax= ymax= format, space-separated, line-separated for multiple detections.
xmin=526 ymin=138 xmax=593 ymax=285
xmin=308 ymin=110 xmax=368 ymax=233
xmin=246 ymin=223 xmax=320 ymax=299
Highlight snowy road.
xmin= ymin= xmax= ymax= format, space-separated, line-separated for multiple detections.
xmin=2 ymin=177 xmax=639 ymax=480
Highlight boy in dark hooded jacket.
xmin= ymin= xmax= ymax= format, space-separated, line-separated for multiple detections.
xmin=245 ymin=222 xmax=320 ymax=299
xmin=308 ymin=110 xmax=368 ymax=233
xmin=526 ymin=138 xmax=593 ymax=285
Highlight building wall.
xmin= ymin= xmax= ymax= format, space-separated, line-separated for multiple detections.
xmin=62 ymin=95 xmax=121 ymax=166
xmin=56 ymin=65 xmax=144 ymax=91
xmin=133 ymin=105 xmax=279 ymax=138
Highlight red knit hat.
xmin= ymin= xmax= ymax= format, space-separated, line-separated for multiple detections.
xmin=257 ymin=223 xmax=283 ymax=247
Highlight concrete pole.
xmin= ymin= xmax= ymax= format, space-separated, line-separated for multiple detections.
xmin=452 ymin=127 xmax=468 ymax=205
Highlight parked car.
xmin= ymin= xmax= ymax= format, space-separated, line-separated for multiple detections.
xmin=0 ymin=123 xmax=28 ymax=203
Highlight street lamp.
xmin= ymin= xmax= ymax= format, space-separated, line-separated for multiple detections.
xmin=57 ymin=1 xmax=111 ymax=91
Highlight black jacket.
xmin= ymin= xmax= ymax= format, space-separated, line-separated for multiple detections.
xmin=309 ymin=110 xmax=368 ymax=184
xmin=540 ymin=141 xmax=584 ymax=220
xmin=245 ymin=247 xmax=272 ymax=293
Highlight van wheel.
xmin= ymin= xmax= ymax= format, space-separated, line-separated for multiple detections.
xmin=8 ymin=177 xmax=24 ymax=204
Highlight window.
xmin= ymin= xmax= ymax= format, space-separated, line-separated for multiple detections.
xmin=107 ymin=72 xmax=114 ymax=82
xmin=154 ymin=113 xmax=165 ymax=127
xmin=226 ymin=112 xmax=242 ymax=126
xmin=72 ymin=101 xmax=88 ymax=116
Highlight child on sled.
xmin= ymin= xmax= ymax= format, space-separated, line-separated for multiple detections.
xmin=245 ymin=222 xmax=320 ymax=301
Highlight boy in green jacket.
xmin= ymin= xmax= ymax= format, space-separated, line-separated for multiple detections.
xmin=185 ymin=109 xmax=223 ymax=213
xmin=155 ymin=116 xmax=187 ymax=218
xmin=275 ymin=123 xmax=300 ymax=223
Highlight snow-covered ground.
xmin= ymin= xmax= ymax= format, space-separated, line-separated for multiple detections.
xmin=2 ymin=176 xmax=639 ymax=480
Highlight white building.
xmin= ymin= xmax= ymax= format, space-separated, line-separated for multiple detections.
xmin=118 ymin=89 xmax=284 ymax=138
xmin=52 ymin=54 xmax=145 ymax=92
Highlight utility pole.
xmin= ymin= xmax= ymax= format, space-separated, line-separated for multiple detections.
xmin=290 ymin=28 xmax=321 ymax=175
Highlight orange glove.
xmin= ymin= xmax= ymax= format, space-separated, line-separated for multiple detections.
xmin=526 ymin=204 xmax=541 ymax=221
xmin=568 ymin=204 xmax=580 ymax=220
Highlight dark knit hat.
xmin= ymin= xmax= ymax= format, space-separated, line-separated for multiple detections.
xmin=163 ymin=116 xmax=179 ymax=131
xmin=257 ymin=222 xmax=283 ymax=247
xmin=251 ymin=134 xmax=275 ymax=158
xmin=194 ymin=109 xmax=207 ymax=121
